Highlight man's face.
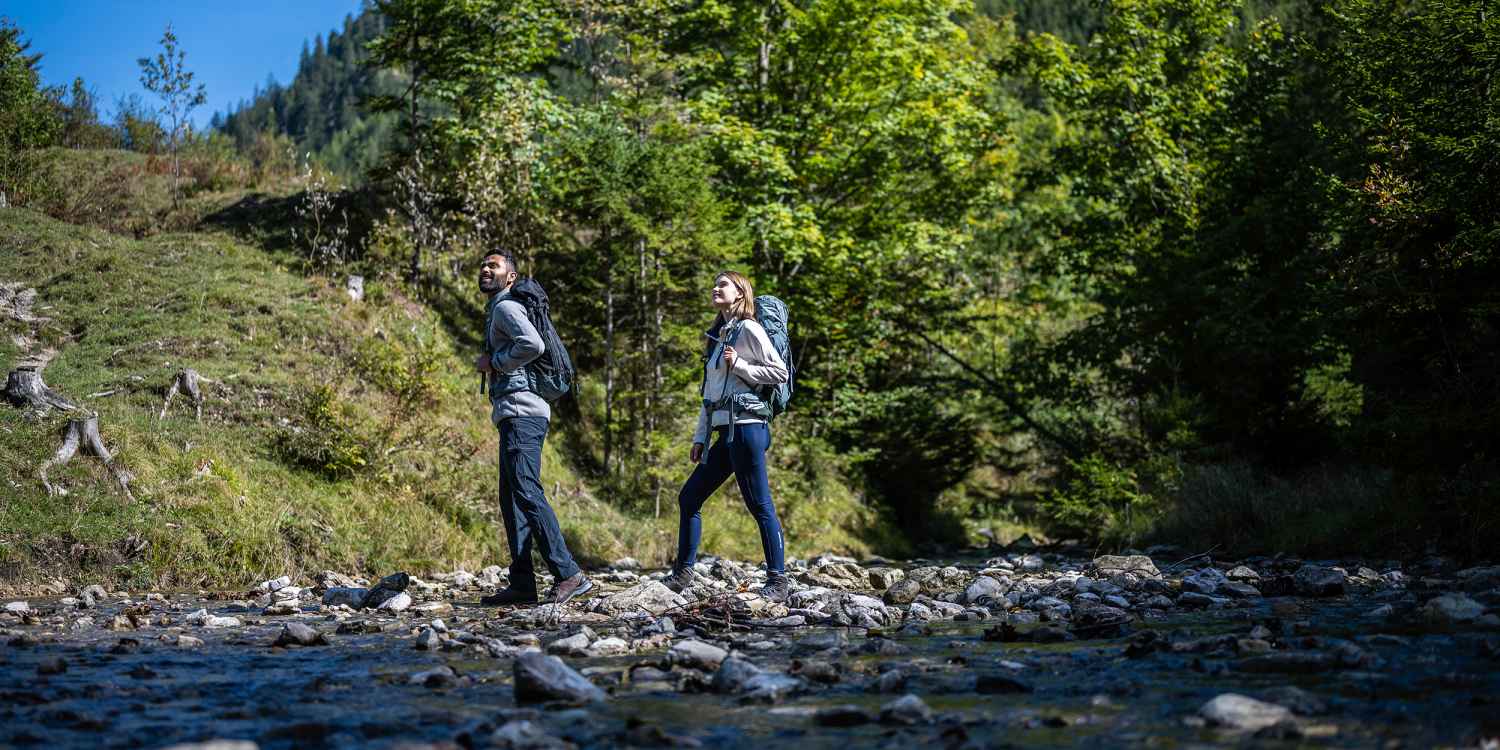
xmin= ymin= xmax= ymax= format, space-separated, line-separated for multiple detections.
xmin=478 ymin=255 xmax=514 ymax=294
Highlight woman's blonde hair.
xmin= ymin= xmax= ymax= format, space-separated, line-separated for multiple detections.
xmin=716 ymin=271 xmax=756 ymax=321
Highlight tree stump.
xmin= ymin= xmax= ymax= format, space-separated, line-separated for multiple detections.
xmin=4 ymin=368 xmax=77 ymax=413
xmin=158 ymin=368 xmax=206 ymax=421
xmin=39 ymin=415 xmax=135 ymax=501
xmin=346 ymin=275 xmax=365 ymax=302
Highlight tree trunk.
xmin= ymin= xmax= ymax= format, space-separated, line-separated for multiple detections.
xmin=158 ymin=368 xmax=206 ymax=421
xmin=4 ymin=368 xmax=76 ymax=414
xmin=604 ymin=243 xmax=615 ymax=477
xmin=39 ymin=415 xmax=135 ymax=501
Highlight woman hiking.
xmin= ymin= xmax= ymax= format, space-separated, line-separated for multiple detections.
xmin=663 ymin=271 xmax=792 ymax=600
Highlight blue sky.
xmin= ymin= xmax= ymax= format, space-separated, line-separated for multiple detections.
xmin=5 ymin=1 xmax=367 ymax=129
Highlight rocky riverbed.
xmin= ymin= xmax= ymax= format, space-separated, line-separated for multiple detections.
xmin=4 ymin=547 xmax=1499 ymax=749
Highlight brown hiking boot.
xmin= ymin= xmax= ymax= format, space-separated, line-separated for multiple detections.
xmin=545 ymin=573 xmax=594 ymax=605
xmin=480 ymin=587 xmax=539 ymax=607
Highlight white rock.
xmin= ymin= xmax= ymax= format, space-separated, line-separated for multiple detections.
xmin=378 ymin=592 xmax=412 ymax=613
xmin=592 ymin=581 xmax=686 ymax=616
xmin=1423 ymin=593 xmax=1485 ymax=624
xmin=257 ymin=576 xmax=292 ymax=593
xmin=4 ymin=601 xmax=30 ymax=615
xmin=670 ymin=639 xmax=729 ymax=670
xmin=587 ymin=637 xmax=630 ymax=656
xmin=1199 ymin=693 xmax=1292 ymax=731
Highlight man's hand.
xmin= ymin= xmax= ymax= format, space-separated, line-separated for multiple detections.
xmin=690 ymin=443 xmax=705 ymax=463
xmin=721 ymin=345 xmax=738 ymax=370
xmin=474 ymin=353 xmax=494 ymax=373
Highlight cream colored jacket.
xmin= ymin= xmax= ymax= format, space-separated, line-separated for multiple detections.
xmin=692 ymin=318 xmax=789 ymax=445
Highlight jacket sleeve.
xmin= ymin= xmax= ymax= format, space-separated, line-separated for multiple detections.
xmin=691 ymin=402 xmax=710 ymax=445
xmin=730 ymin=320 xmax=789 ymax=385
xmin=490 ymin=299 xmax=545 ymax=373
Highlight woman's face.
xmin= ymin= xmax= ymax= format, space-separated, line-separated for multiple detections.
xmin=711 ymin=275 xmax=741 ymax=309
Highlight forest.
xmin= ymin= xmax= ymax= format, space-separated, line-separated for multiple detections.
xmin=3 ymin=0 xmax=1496 ymax=573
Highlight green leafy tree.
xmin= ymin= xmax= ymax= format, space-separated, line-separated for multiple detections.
xmin=137 ymin=23 xmax=207 ymax=203
xmin=0 ymin=18 xmax=61 ymax=154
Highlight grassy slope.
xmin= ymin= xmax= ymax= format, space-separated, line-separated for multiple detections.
xmin=0 ymin=152 xmax=894 ymax=592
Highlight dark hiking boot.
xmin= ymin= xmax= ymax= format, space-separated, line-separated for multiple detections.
xmin=545 ymin=573 xmax=594 ymax=605
xmin=661 ymin=567 xmax=696 ymax=593
xmin=759 ymin=576 xmax=791 ymax=602
xmin=480 ymin=587 xmax=539 ymax=607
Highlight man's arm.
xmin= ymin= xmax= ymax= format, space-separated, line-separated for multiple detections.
xmin=490 ymin=299 xmax=545 ymax=373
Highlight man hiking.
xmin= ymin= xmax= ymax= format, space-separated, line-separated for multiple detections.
xmin=474 ymin=250 xmax=592 ymax=606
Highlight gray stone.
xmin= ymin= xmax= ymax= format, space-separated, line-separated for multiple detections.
xmin=415 ymin=627 xmax=441 ymax=651
xmin=1226 ymin=565 xmax=1261 ymax=581
xmin=798 ymin=562 xmax=868 ymax=590
xmin=545 ymin=631 xmax=592 ymax=656
xmin=514 ymin=652 xmax=608 ymax=704
xmin=176 ymin=634 xmax=204 ymax=648
xmin=1200 ymin=693 xmax=1293 ymax=731
xmin=490 ymin=719 xmax=570 ymax=750
xmin=868 ymin=567 xmax=905 ymax=590
xmin=321 ymin=587 xmax=367 ymax=608
xmin=670 ymin=639 xmax=729 ymax=670
xmin=592 ymin=581 xmax=686 ymax=616
xmin=4 ymin=601 xmax=30 ymax=615
xmin=883 ymin=578 xmax=923 ymax=606
xmin=1182 ymin=569 xmax=1227 ymax=595
xmin=186 ymin=609 xmax=242 ymax=628
xmin=1423 ymin=593 xmax=1485 ymax=624
xmin=359 ymin=572 xmax=412 ymax=609
xmin=874 ymin=670 xmax=909 ymax=693
xmin=1293 ymin=565 xmax=1346 ymax=597
xmin=376 ymin=592 xmax=412 ymax=613
xmin=814 ymin=705 xmax=874 ymax=727
xmin=273 ymin=622 xmax=326 ymax=647
xmin=879 ymin=693 xmax=933 ymax=724
xmin=80 ymin=584 xmax=108 ymax=608
xmin=586 ymin=636 xmax=629 ymax=656
xmin=1177 ymin=592 xmax=1230 ymax=609
xmin=829 ymin=593 xmax=897 ymax=628
xmin=1220 ymin=582 xmax=1262 ymax=599
xmin=1093 ymin=555 xmax=1160 ymax=578
xmin=962 ymin=575 xmax=1008 ymax=605
xmin=711 ymin=657 xmax=801 ymax=702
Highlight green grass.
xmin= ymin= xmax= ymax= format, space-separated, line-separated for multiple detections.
xmin=0 ymin=195 xmax=891 ymax=592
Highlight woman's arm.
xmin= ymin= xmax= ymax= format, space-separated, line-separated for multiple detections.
xmin=730 ymin=320 xmax=789 ymax=385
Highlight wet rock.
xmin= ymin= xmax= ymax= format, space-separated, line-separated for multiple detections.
xmin=906 ymin=566 xmax=966 ymax=594
xmin=976 ymin=672 xmax=1033 ymax=694
xmin=415 ymin=627 xmax=441 ymax=651
xmin=794 ymin=630 xmax=848 ymax=654
xmin=546 ymin=631 xmax=593 ymax=657
xmin=1200 ymin=693 xmax=1293 ymax=731
xmin=37 ymin=656 xmax=67 ymax=675
xmin=1177 ymin=592 xmax=1231 ymax=609
xmin=868 ymin=568 xmax=905 ymax=590
xmin=962 ymin=575 xmax=1008 ymax=605
xmin=1423 ymin=593 xmax=1485 ymax=624
xmin=1093 ymin=555 xmax=1160 ymax=578
xmin=591 ymin=581 xmax=686 ymax=616
xmin=490 ymin=719 xmax=571 ymax=750
xmin=829 ymin=593 xmax=898 ymax=628
xmin=1016 ymin=554 xmax=1045 ymax=572
xmin=874 ymin=670 xmax=909 ymax=693
xmin=409 ymin=665 xmax=461 ymax=688
xmin=587 ymin=637 xmax=629 ymax=656
xmin=176 ymin=634 xmax=205 ymax=648
xmin=321 ymin=587 xmax=367 ymax=608
xmin=316 ymin=570 xmax=359 ymax=590
xmin=1144 ymin=594 xmax=1175 ymax=609
xmin=711 ymin=657 xmax=801 ymax=702
xmin=1293 ymin=565 xmax=1346 ymax=597
xmin=814 ymin=705 xmax=873 ymax=727
xmin=1220 ymin=582 xmax=1262 ymax=599
xmin=1227 ymin=565 xmax=1261 ymax=581
xmin=377 ymin=592 xmax=413 ymax=613
xmin=799 ymin=562 xmax=868 ymax=590
xmin=514 ymin=652 xmax=607 ymax=704
xmin=186 ymin=609 xmax=242 ymax=628
xmin=4 ymin=601 xmax=30 ymax=615
xmin=879 ymin=694 xmax=933 ymax=725
xmin=80 ymin=584 xmax=108 ymax=608
xmin=1071 ymin=602 xmax=1131 ymax=636
xmin=789 ymin=659 xmax=842 ymax=684
xmin=258 ymin=575 xmax=292 ymax=593
xmin=360 ymin=572 xmax=411 ymax=610
xmin=273 ymin=623 xmax=327 ymax=647
xmin=1233 ymin=651 xmax=1339 ymax=674
xmin=670 ymin=639 xmax=728 ymax=670
xmin=883 ymin=579 xmax=923 ymax=606
xmin=1261 ymin=686 xmax=1330 ymax=716
xmin=1182 ymin=568 xmax=1227 ymax=595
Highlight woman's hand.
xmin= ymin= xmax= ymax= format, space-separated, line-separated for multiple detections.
xmin=690 ymin=443 xmax=704 ymax=463
xmin=721 ymin=345 xmax=738 ymax=370
xmin=474 ymin=353 xmax=493 ymax=373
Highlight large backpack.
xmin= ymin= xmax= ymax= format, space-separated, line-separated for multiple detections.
xmin=507 ymin=278 xmax=575 ymax=402
xmin=732 ymin=295 xmax=794 ymax=417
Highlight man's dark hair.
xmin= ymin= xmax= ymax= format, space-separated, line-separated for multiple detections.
xmin=481 ymin=250 xmax=517 ymax=273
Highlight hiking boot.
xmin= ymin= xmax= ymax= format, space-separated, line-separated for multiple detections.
xmin=545 ymin=573 xmax=594 ymax=605
xmin=661 ymin=567 xmax=696 ymax=593
xmin=480 ymin=587 xmax=538 ymax=607
xmin=759 ymin=576 xmax=791 ymax=602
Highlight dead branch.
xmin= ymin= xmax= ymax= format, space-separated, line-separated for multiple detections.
xmin=38 ymin=415 xmax=135 ymax=501
xmin=158 ymin=368 xmax=209 ymax=421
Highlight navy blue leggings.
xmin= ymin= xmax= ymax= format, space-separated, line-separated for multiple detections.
xmin=676 ymin=423 xmax=786 ymax=577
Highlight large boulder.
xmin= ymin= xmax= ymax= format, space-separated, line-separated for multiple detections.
xmin=513 ymin=652 xmax=607 ymax=704
xmin=868 ymin=568 xmax=906 ymax=590
xmin=829 ymin=594 xmax=899 ymax=628
xmin=669 ymin=639 xmax=729 ymax=670
xmin=591 ymin=581 xmax=686 ymax=616
xmin=962 ymin=575 xmax=1009 ymax=605
xmin=882 ymin=579 xmax=923 ymax=606
xmin=905 ymin=566 xmax=966 ymax=594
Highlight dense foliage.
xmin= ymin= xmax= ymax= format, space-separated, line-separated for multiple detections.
xmin=4 ymin=0 xmax=1496 ymax=559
